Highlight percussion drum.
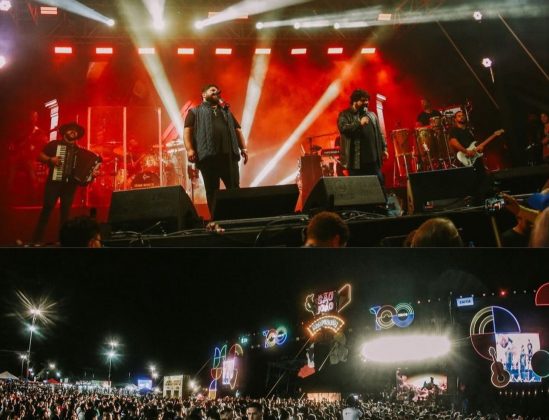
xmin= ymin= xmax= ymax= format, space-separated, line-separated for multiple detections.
xmin=130 ymin=171 xmax=160 ymax=189
xmin=141 ymin=154 xmax=159 ymax=171
xmin=391 ymin=129 xmax=413 ymax=156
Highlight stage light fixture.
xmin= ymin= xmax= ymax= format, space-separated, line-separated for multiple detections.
xmin=361 ymin=47 xmax=376 ymax=54
xmin=138 ymin=47 xmax=156 ymax=55
xmin=153 ymin=19 xmax=165 ymax=31
xmin=40 ymin=6 xmax=58 ymax=15
xmin=106 ymin=19 xmax=115 ymax=27
xmin=293 ymin=22 xmax=301 ymax=29
xmin=215 ymin=48 xmax=232 ymax=55
xmin=291 ymin=48 xmax=307 ymax=55
xmin=0 ymin=1 xmax=11 ymax=12
xmin=254 ymin=48 xmax=271 ymax=55
xmin=256 ymin=22 xmax=264 ymax=29
xmin=0 ymin=55 xmax=6 ymax=68
xmin=177 ymin=48 xmax=195 ymax=55
xmin=54 ymin=47 xmax=73 ymax=54
xmin=327 ymin=47 xmax=343 ymax=55
xmin=378 ymin=13 xmax=392 ymax=21
xmin=333 ymin=23 xmax=340 ymax=29
xmin=499 ymin=289 xmax=507 ymax=297
xmin=473 ymin=11 xmax=483 ymax=21
xmin=194 ymin=20 xmax=205 ymax=30
xmin=96 ymin=47 xmax=113 ymax=55
xmin=482 ymin=57 xmax=493 ymax=68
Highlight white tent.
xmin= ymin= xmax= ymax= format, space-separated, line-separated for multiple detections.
xmin=0 ymin=371 xmax=19 ymax=380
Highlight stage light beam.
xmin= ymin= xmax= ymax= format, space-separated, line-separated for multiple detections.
xmin=0 ymin=1 xmax=11 ymax=12
xmin=361 ymin=334 xmax=451 ymax=363
xmin=0 ymin=55 xmax=6 ymax=69
xmin=34 ymin=0 xmax=115 ymax=26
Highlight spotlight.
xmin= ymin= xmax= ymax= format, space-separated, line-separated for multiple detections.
xmin=256 ymin=22 xmax=264 ymax=29
xmin=0 ymin=55 xmax=6 ymax=69
xmin=40 ymin=6 xmax=58 ymax=15
xmin=215 ymin=48 xmax=232 ymax=55
xmin=361 ymin=47 xmax=376 ymax=54
xmin=499 ymin=289 xmax=507 ymax=297
xmin=0 ymin=1 xmax=11 ymax=12
xmin=54 ymin=47 xmax=73 ymax=54
xmin=473 ymin=11 xmax=483 ymax=21
xmin=106 ymin=19 xmax=115 ymax=27
xmin=96 ymin=47 xmax=113 ymax=55
xmin=291 ymin=48 xmax=307 ymax=55
xmin=254 ymin=48 xmax=271 ymax=55
xmin=293 ymin=22 xmax=301 ymax=29
xmin=378 ymin=13 xmax=392 ymax=21
xmin=194 ymin=20 xmax=205 ymax=30
xmin=482 ymin=58 xmax=493 ymax=68
xmin=327 ymin=47 xmax=343 ymax=55
xmin=177 ymin=48 xmax=195 ymax=55
xmin=333 ymin=23 xmax=340 ymax=29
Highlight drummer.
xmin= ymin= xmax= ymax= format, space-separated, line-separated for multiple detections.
xmin=416 ymin=99 xmax=442 ymax=127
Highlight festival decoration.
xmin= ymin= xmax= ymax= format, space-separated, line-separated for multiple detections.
xmin=304 ymin=284 xmax=351 ymax=337
xmin=369 ymin=303 xmax=414 ymax=330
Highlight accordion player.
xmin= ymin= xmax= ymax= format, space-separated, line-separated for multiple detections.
xmin=51 ymin=143 xmax=102 ymax=186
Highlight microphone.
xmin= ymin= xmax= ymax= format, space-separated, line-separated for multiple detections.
xmin=218 ymin=97 xmax=230 ymax=109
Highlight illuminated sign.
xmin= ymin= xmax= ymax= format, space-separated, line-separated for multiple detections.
xmin=263 ymin=326 xmax=288 ymax=348
xmin=305 ymin=284 xmax=352 ymax=316
xmin=456 ymin=297 xmax=474 ymax=307
xmin=208 ymin=343 xmax=243 ymax=399
xmin=304 ymin=284 xmax=351 ymax=337
xmin=369 ymin=303 xmax=414 ymax=330
xmin=307 ymin=315 xmax=345 ymax=336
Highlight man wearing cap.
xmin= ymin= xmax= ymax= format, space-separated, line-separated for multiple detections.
xmin=337 ymin=89 xmax=388 ymax=186
xmin=31 ymin=122 xmax=86 ymax=244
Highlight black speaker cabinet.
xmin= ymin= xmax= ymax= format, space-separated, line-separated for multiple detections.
xmin=211 ymin=184 xmax=299 ymax=220
xmin=303 ymin=176 xmax=386 ymax=212
xmin=108 ymin=186 xmax=200 ymax=233
xmin=407 ymin=167 xmax=478 ymax=214
xmin=492 ymin=164 xmax=549 ymax=194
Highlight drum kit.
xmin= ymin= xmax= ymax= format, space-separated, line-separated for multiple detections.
xmin=88 ymin=139 xmax=187 ymax=203
xmin=392 ymin=107 xmax=461 ymax=185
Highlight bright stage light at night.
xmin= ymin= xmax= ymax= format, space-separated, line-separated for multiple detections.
xmin=215 ymin=48 xmax=232 ymax=55
xmin=177 ymin=48 xmax=195 ymax=55
xmin=327 ymin=47 xmax=343 ymax=55
xmin=256 ymin=22 xmax=264 ymax=29
xmin=291 ymin=48 xmax=307 ymax=55
xmin=361 ymin=334 xmax=451 ymax=363
xmin=0 ymin=55 xmax=6 ymax=68
xmin=377 ymin=13 xmax=392 ymax=21
xmin=482 ymin=58 xmax=493 ymax=68
xmin=96 ymin=47 xmax=113 ymax=55
xmin=54 ymin=46 xmax=73 ymax=54
xmin=254 ymin=48 xmax=271 ymax=55
xmin=106 ymin=19 xmax=115 ymax=27
xmin=40 ymin=6 xmax=58 ymax=15
xmin=36 ymin=0 xmax=115 ymax=26
xmin=0 ymin=0 xmax=12 ymax=12
xmin=153 ymin=19 xmax=165 ymax=31
xmin=138 ymin=47 xmax=156 ymax=55
xmin=473 ymin=11 xmax=483 ymax=21
xmin=361 ymin=47 xmax=376 ymax=54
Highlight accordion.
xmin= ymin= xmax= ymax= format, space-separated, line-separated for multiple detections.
xmin=51 ymin=144 xmax=102 ymax=186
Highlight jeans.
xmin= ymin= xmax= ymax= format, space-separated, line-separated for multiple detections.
xmin=198 ymin=154 xmax=240 ymax=213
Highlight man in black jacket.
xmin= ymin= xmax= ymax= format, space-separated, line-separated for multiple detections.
xmin=337 ymin=89 xmax=388 ymax=186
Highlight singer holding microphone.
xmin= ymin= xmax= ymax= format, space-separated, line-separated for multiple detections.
xmin=337 ymin=89 xmax=388 ymax=186
xmin=184 ymin=84 xmax=248 ymax=214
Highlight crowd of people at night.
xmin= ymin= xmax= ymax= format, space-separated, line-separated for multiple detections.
xmin=0 ymin=382 xmax=545 ymax=420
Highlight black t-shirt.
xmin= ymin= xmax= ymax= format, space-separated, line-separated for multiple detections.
xmin=417 ymin=110 xmax=442 ymax=126
xmin=184 ymin=107 xmax=241 ymax=155
xmin=449 ymin=126 xmax=475 ymax=149
xmin=501 ymin=229 xmax=529 ymax=247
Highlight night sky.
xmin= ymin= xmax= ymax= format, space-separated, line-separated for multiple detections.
xmin=1 ymin=248 xmax=547 ymax=390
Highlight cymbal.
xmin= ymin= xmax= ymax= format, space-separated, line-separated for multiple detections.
xmin=166 ymin=139 xmax=184 ymax=148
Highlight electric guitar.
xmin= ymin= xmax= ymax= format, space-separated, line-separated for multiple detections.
xmin=489 ymin=346 xmax=511 ymax=388
xmin=456 ymin=129 xmax=504 ymax=167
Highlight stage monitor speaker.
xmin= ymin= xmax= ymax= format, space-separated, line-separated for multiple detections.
xmin=108 ymin=186 xmax=200 ymax=233
xmin=407 ymin=167 xmax=478 ymax=214
xmin=492 ymin=164 xmax=549 ymax=194
xmin=300 ymin=155 xmax=323 ymax=204
xmin=303 ymin=176 xmax=386 ymax=212
xmin=211 ymin=184 xmax=299 ymax=220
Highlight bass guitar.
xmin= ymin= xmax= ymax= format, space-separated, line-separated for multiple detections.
xmin=456 ymin=129 xmax=504 ymax=166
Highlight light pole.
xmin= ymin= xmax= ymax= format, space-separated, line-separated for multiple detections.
xmin=107 ymin=340 xmax=118 ymax=386
xmin=149 ymin=364 xmax=158 ymax=387
xmin=19 ymin=354 xmax=27 ymax=379
xmin=26 ymin=308 xmax=42 ymax=379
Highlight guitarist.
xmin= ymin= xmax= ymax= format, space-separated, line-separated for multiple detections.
xmin=448 ymin=110 xmax=502 ymax=203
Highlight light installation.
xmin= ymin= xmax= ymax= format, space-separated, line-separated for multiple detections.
xmin=209 ymin=343 xmax=243 ymax=399
xmin=534 ymin=282 xmax=549 ymax=306
xmin=304 ymin=283 xmax=351 ymax=337
xmin=263 ymin=326 xmax=288 ymax=348
xmin=369 ymin=303 xmax=414 ymax=330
